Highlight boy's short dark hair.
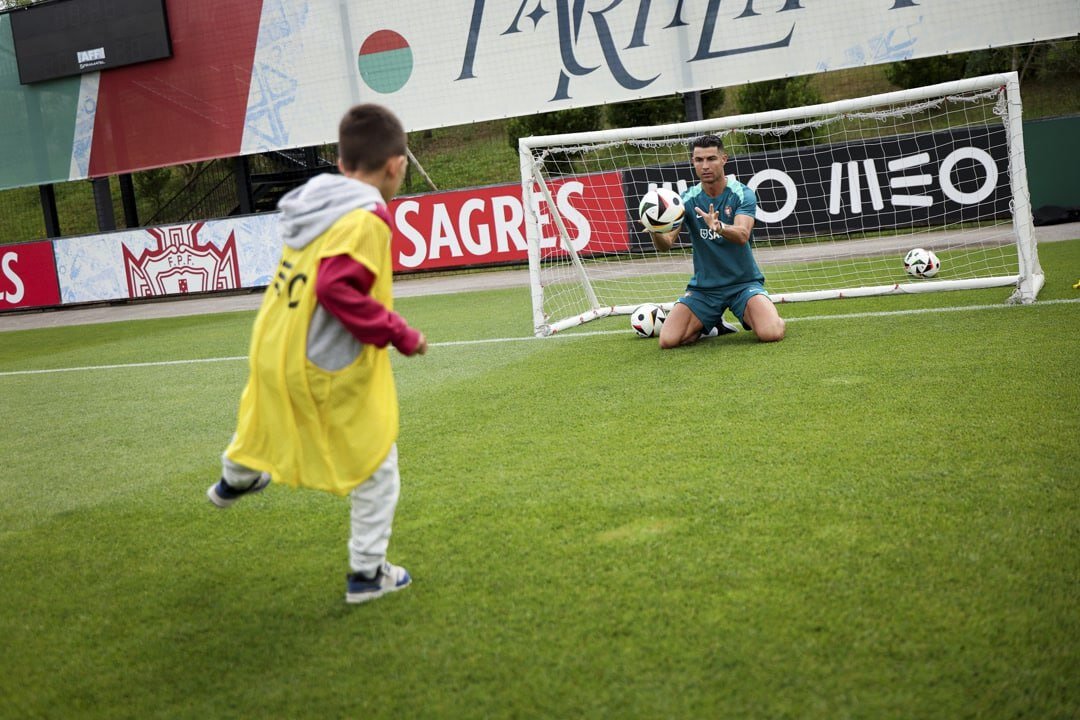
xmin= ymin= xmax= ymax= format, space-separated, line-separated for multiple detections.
xmin=690 ymin=134 xmax=725 ymax=154
xmin=338 ymin=104 xmax=407 ymax=173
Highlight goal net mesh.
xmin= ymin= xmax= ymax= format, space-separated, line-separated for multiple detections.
xmin=520 ymin=73 xmax=1040 ymax=336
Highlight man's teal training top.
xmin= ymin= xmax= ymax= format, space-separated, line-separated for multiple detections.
xmin=681 ymin=176 xmax=763 ymax=289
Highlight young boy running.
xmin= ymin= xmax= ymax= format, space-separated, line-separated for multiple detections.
xmin=208 ymin=104 xmax=427 ymax=604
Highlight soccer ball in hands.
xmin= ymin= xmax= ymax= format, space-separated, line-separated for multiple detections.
xmin=903 ymin=248 xmax=941 ymax=278
xmin=631 ymin=303 xmax=666 ymax=338
xmin=638 ymin=187 xmax=685 ymax=234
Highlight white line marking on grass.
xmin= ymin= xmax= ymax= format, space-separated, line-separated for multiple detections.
xmin=0 ymin=356 xmax=247 ymax=377
xmin=434 ymin=328 xmax=616 ymax=347
xmin=1 ymin=298 xmax=1077 ymax=377
xmin=784 ymin=296 xmax=1080 ymax=323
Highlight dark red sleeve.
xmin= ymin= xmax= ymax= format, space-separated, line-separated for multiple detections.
xmin=315 ymin=254 xmax=422 ymax=356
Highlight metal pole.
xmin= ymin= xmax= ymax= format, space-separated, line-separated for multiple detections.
xmin=119 ymin=174 xmax=139 ymax=227
xmin=683 ymin=91 xmax=704 ymax=122
xmin=234 ymin=156 xmax=254 ymax=215
xmin=39 ymin=184 xmax=61 ymax=238
xmin=405 ymin=147 xmax=438 ymax=191
xmin=91 ymin=177 xmax=116 ymax=232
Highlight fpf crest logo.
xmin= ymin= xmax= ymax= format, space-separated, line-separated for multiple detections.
xmin=122 ymin=223 xmax=240 ymax=298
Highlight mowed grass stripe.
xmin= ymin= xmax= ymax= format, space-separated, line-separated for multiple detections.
xmin=1 ymin=297 xmax=1077 ymax=378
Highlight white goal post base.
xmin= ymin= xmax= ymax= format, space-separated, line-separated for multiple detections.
xmin=520 ymin=72 xmax=1043 ymax=337
xmin=773 ymin=274 xmax=1045 ymax=305
xmin=542 ymin=274 xmax=1043 ymax=335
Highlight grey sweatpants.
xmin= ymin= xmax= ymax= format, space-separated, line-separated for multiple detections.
xmin=221 ymin=444 xmax=401 ymax=576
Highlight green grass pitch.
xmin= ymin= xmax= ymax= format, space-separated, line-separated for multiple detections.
xmin=1 ymin=240 xmax=1078 ymax=719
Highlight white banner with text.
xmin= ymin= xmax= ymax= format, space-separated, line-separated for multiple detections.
xmin=266 ymin=0 xmax=1080 ymax=140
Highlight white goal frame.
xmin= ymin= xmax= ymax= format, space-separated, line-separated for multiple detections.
xmin=519 ymin=72 xmax=1043 ymax=337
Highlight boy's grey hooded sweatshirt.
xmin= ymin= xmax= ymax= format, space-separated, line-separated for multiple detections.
xmin=275 ymin=173 xmax=394 ymax=371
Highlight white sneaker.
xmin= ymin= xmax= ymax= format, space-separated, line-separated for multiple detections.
xmin=345 ymin=562 xmax=411 ymax=604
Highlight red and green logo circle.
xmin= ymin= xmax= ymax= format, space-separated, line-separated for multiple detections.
xmin=358 ymin=30 xmax=413 ymax=94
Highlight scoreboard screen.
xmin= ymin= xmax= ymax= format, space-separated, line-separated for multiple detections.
xmin=9 ymin=0 xmax=172 ymax=85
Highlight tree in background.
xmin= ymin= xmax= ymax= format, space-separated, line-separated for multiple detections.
xmin=1031 ymin=39 xmax=1080 ymax=80
xmin=505 ymin=106 xmax=605 ymax=179
xmin=132 ymin=168 xmax=174 ymax=212
xmin=884 ymin=54 xmax=970 ymax=89
xmin=605 ymin=89 xmax=727 ymax=128
xmin=735 ymin=76 xmax=822 ymax=152
xmin=885 ymin=40 xmax=1080 ymax=88
xmin=506 ymin=106 xmax=604 ymax=152
xmin=508 ymin=88 xmax=728 ymax=152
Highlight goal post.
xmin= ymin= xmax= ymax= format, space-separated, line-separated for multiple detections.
xmin=519 ymin=72 xmax=1043 ymax=337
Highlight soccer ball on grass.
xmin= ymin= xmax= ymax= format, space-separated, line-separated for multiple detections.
xmin=638 ymin=187 xmax=685 ymax=234
xmin=903 ymin=248 xmax=941 ymax=278
xmin=631 ymin=303 xmax=666 ymax=338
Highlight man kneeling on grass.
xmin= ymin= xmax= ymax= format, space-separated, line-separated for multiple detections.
xmin=648 ymin=134 xmax=786 ymax=348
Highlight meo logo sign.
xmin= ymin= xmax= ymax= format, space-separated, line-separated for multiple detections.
xmin=734 ymin=126 xmax=1010 ymax=239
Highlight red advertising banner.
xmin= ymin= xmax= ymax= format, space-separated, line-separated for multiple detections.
xmin=0 ymin=241 xmax=61 ymax=311
xmin=9 ymin=172 xmax=633 ymax=312
xmin=389 ymin=171 xmax=629 ymax=271
xmin=87 ymin=0 xmax=264 ymax=177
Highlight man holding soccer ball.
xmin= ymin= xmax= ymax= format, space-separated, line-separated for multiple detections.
xmin=648 ymin=134 xmax=786 ymax=348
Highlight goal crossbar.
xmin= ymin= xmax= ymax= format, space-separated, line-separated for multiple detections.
xmin=519 ymin=72 xmax=1043 ymax=337
xmin=523 ymin=73 xmax=1020 ymax=149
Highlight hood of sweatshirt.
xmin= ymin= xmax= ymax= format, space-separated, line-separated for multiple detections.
xmin=277 ymin=173 xmax=387 ymax=251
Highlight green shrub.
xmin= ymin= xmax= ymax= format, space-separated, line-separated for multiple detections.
xmin=883 ymin=41 xmax=1079 ymax=88
xmin=506 ymin=106 xmax=603 ymax=151
xmin=604 ymin=88 xmax=727 ymax=128
xmin=701 ymin=87 xmax=727 ymax=117
xmin=736 ymin=76 xmax=822 ymax=151
xmin=606 ymin=95 xmax=685 ymax=129
xmin=883 ymin=54 xmax=969 ymax=89
xmin=737 ymin=76 xmax=821 ymax=114
xmin=1038 ymin=39 xmax=1080 ymax=80
xmin=962 ymin=49 xmax=1014 ymax=77
xmin=133 ymin=168 xmax=179 ymax=216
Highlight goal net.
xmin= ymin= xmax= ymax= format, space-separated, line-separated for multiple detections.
xmin=519 ymin=72 xmax=1043 ymax=337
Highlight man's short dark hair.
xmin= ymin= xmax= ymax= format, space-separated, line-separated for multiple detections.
xmin=338 ymin=104 xmax=407 ymax=173
xmin=691 ymin=134 xmax=725 ymax=154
